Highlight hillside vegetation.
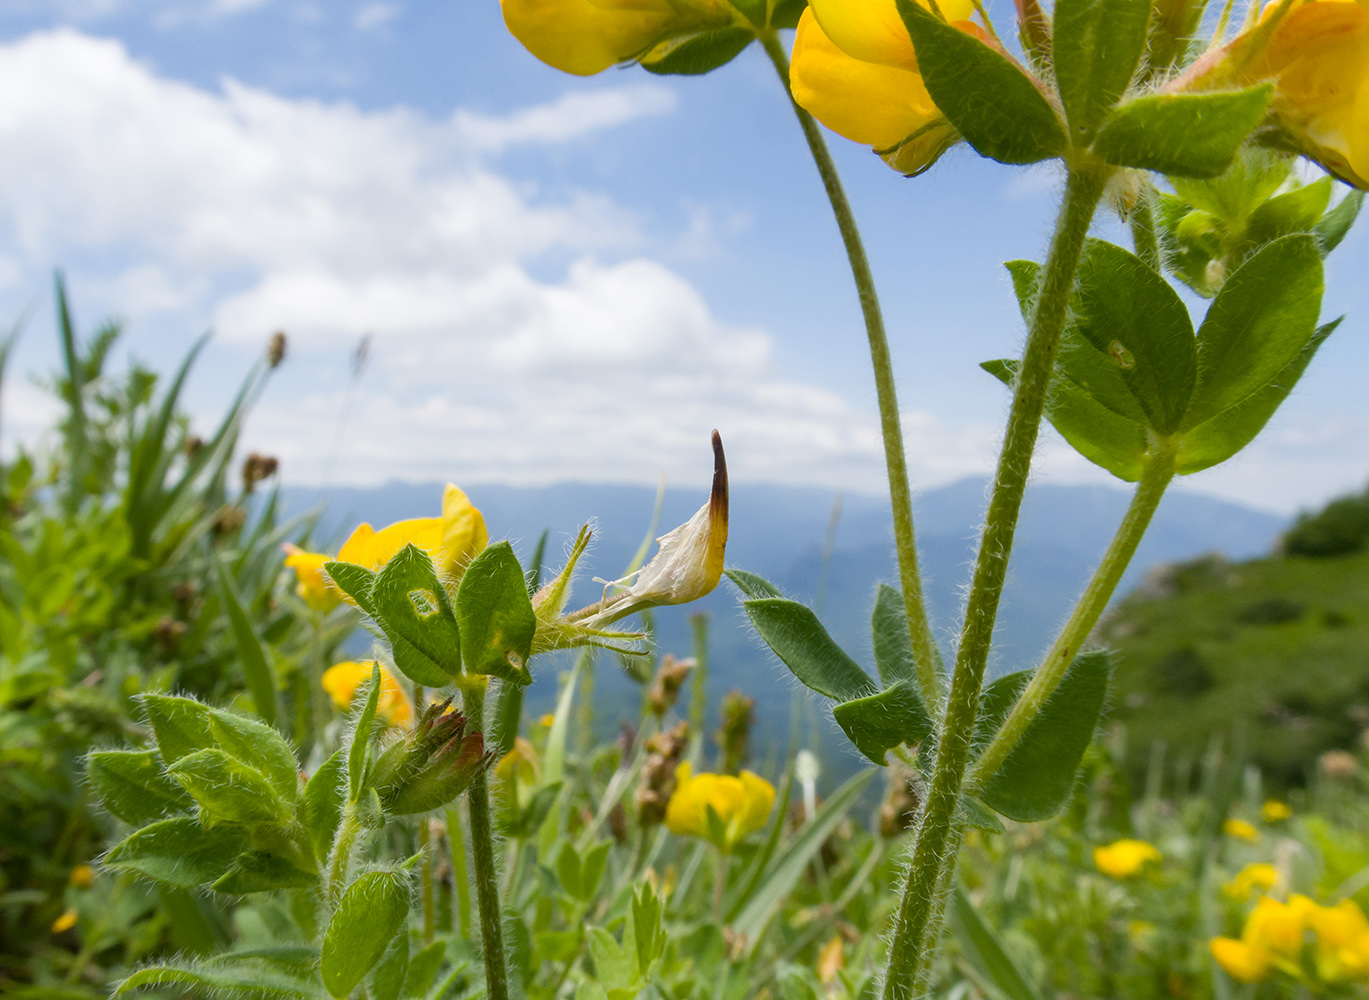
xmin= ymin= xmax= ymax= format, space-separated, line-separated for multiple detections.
xmin=1103 ymin=486 xmax=1369 ymax=786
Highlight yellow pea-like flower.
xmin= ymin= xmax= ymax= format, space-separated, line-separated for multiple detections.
xmin=441 ymin=484 xmax=489 ymax=585
xmin=789 ymin=0 xmax=971 ymax=175
xmin=282 ymin=544 xmax=342 ymax=613
xmin=1092 ymin=838 xmax=1161 ymax=878
xmin=1262 ymin=799 xmax=1293 ymax=822
xmin=1210 ymin=935 xmax=1272 ymax=982
xmin=322 ymin=661 xmax=414 ymax=726
xmin=336 ymin=517 xmax=446 ymax=573
xmin=1246 ymin=894 xmax=1317 ymax=960
xmin=501 ymin=0 xmax=738 ymax=77
xmin=1224 ymin=818 xmax=1261 ymax=842
xmin=665 ymin=762 xmax=775 ymax=849
xmin=1225 ymin=862 xmax=1280 ymax=901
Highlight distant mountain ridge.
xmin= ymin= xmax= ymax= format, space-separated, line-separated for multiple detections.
xmin=281 ymin=477 xmax=1285 ymax=761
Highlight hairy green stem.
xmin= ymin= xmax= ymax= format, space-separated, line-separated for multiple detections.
xmin=462 ymin=684 xmax=510 ymax=1000
xmin=969 ymin=440 xmax=1177 ymax=791
xmin=1128 ymin=186 xmax=1161 ymax=272
xmin=326 ymin=807 xmax=361 ymax=910
xmin=445 ymin=806 xmax=472 ymax=938
xmin=882 ymin=163 xmax=1111 ymax=1000
xmin=759 ymin=30 xmax=941 ymax=708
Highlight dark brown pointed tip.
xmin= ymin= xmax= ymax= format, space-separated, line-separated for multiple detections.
xmin=710 ymin=430 xmax=727 ymax=518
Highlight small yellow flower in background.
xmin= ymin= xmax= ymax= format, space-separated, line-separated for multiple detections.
xmin=537 ymin=714 xmax=556 ymax=727
xmin=789 ymin=0 xmax=970 ymax=175
xmin=1224 ymin=818 xmax=1261 ymax=842
xmin=1263 ymin=799 xmax=1294 ymax=823
xmin=500 ymin=0 xmax=738 ymax=77
xmin=1310 ymin=898 xmax=1369 ymax=981
xmin=1093 ymin=839 xmax=1162 ymax=878
xmin=1210 ymin=935 xmax=1272 ymax=982
xmin=322 ymin=661 xmax=413 ymax=726
xmin=68 ymin=864 xmax=93 ymax=888
xmin=1225 ymin=862 xmax=1280 ymax=901
xmin=1213 ymin=893 xmax=1369 ymax=985
xmin=51 ymin=908 xmax=77 ymax=934
xmin=666 ymin=762 xmax=775 ymax=850
xmin=282 ymin=544 xmax=342 ymax=613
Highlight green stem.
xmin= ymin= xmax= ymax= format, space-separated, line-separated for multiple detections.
xmin=882 ymin=163 xmax=1111 ymax=1000
xmin=969 ymin=440 xmax=1177 ymax=791
xmin=445 ymin=806 xmax=472 ymax=938
xmin=712 ymin=850 xmax=727 ymax=924
xmin=1129 ymin=186 xmax=1161 ymax=272
xmin=462 ymin=684 xmax=510 ymax=1000
xmin=326 ymin=807 xmax=361 ymax=910
xmin=420 ymin=817 xmax=434 ymax=944
xmin=759 ymin=29 xmax=941 ymax=708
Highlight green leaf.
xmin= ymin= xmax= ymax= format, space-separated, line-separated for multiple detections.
xmin=870 ymin=584 xmax=917 ymax=686
xmin=116 ymin=963 xmax=314 ymax=1000
xmin=743 ymin=598 xmax=877 ymax=701
xmin=86 ymin=750 xmax=193 ymax=826
xmin=1177 ymin=318 xmax=1340 ymax=474
xmin=1184 ymin=234 xmax=1323 ymax=429
xmin=168 ymin=749 xmax=290 ymax=825
xmin=349 ymin=665 xmax=383 ymax=803
xmin=1246 ymin=176 xmax=1332 ymax=247
xmin=582 ymin=842 xmax=611 ymax=902
xmin=370 ymin=544 xmax=463 ymax=684
xmin=105 ymin=816 xmax=247 ymax=888
xmin=537 ymin=929 xmax=583 ymax=964
xmin=1004 ymin=259 xmax=1040 ymax=321
xmin=978 ymin=652 xmax=1110 ymax=822
xmin=214 ymin=559 xmax=277 ymax=726
xmin=630 ymin=884 xmax=664 ymax=975
xmin=324 ymin=562 xmax=379 ymax=614
xmin=212 ymin=851 xmax=319 ymax=894
xmin=731 ymin=769 xmax=876 ymax=945
xmin=897 ymin=0 xmax=1066 ymax=165
xmin=1052 ymin=0 xmax=1150 ymax=139
xmin=209 ymin=709 xmax=299 ymax=802
xmin=369 ymin=929 xmax=410 ymax=1000
xmin=983 ymin=359 xmax=1148 ymax=481
xmin=321 ymin=870 xmax=411 ymax=1000
xmin=725 ymin=567 xmax=783 ymax=599
xmin=402 ymin=940 xmax=446 ymax=999
xmin=456 ymin=541 xmax=536 ymax=684
xmin=948 ymin=887 xmax=1042 ymax=1000
xmin=833 ymin=680 xmax=934 ymax=766
xmin=1092 ymin=86 xmax=1273 ymax=177
xmin=141 ymin=693 xmax=215 ymax=763
xmin=641 ymin=26 xmax=754 ymax=75
xmin=301 ymin=750 xmax=346 ymax=865
xmin=1315 ymin=189 xmax=1363 ymax=252
xmin=587 ymin=928 xmax=635 ymax=991
xmin=556 ymin=842 xmax=584 ymax=899
xmin=1071 ymin=239 xmax=1197 ymax=433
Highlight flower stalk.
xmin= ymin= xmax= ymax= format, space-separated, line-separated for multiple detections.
xmin=758 ymin=28 xmax=942 ymax=710
xmin=461 ymin=682 xmax=511 ymax=1000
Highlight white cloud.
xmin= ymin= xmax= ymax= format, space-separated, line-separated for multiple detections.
xmin=354 ymin=2 xmax=399 ymax=31
xmin=454 ymin=85 xmax=677 ymax=152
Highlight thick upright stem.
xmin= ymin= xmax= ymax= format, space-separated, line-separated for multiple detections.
xmin=882 ymin=164 xmax=1111 ymax=1000
xmin=461 ymin=684 xmax=510 ymax=1000
xmin=969 ymin=441 xmax=1177 ymax=791
xmin=759 ymin=30 xmax=941 ymax=708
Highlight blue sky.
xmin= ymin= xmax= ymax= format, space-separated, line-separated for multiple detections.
xmin=0 ymin=0 xmax=1365 ymax=513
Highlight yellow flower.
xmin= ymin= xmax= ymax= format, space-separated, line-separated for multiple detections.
xmin=51 ymin=908 xmax=78 ymax=934
xmin=1225 ymin=862 xmax=1280 ymax=901
xmin=1201 ymin=0 xmax=1369 ymax=188
xmin=334 ymin=483 xmax=487 ymax=585
xmin=1093 ymin=839 xmax=1162 ymax=878
xmin=322 ymin=661 xmax=414 ymax=726
xmin=1224 ymin=818 xmax=1261 ymax=842
xmin=1262 ymin=799 xmax=1294 ymax=822
xmin=282 ymin=544 xmax=342 ymax=613
xmin=441 ymin=484 xmax=489 ymax=584
xmin=788 ymin=0 xmax=971 ymax=175
xmin=68 ymin=863 xmax=94 ymax=888
xmin=1210 ymin=935 xmax=1272 ymax=982
xmin=501 ymin=0 xmax=738 ymax=77
xmin=1247 ymin=893 xmax=1317 ymax=960
xmin=1310 ymin=898 xmax=1369 ymax=981
xmin=665 ymin=762 xmax=775 ymax=849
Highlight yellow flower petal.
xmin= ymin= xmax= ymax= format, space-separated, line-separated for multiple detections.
xmin=441 ymin=484 xmax=489 ymax=583
xmin=665 ymin=763 xmax=775 ymax=847
xmin=1224 ymin=862 xmax=1280 ymax=901
xmin=337 ymin=517 xmax=445 ymax=572
xmin=1262 ymin=799 xmax=1293 ymax=822
xmin=68 ymin=864 xmax=94 ymax=888
xmin=283 ymin=544 xmax=341 ymax=613
xmin=51 ymin=909 xmax=78 ymax=933
xmin=322 ymin=661 xmax=413 ymax=726
xmin=1210 ymin=936 xmax=1272 ymax=982
xmin=1092 ymin=839 xmax=1162 ymax=878
xmin=808 ymin=0 xmax=975 ymax=70
xmin=791 ymin=9 xmax=948 ymax=156
xmin=501 ymin=0 xmax=675 ymax=76
xmin=1223 ymin=818 xmax=1260 ymax=842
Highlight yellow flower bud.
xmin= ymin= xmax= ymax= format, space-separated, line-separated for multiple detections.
xmin=665 ymin=762 xmax=775 ymax=849
xmin=51 ymin=909 xmax=78 ymax=934
xmin=282 ymin=544 xmax=342 ymax=613
xmin=1092 ymin=838 xmax=1161 ymax=878
xmin=68 ymin=864 xmax=94 ymax=888
xmin=501 ymin=0 xmax=738 ymax=77
xmin=322 ymin=661 xmax=414 ymax=726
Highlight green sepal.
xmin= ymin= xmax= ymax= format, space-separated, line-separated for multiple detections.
xmin=977 ymin=652 xmax=1111 ymax=822
xmin=1092 ymin=85 xmax=1274 ymax=177
xmin=86 ymin=750 xmax=194 ymax=826
xmin=209 ymin=709 xmax=300 ymax=803
xmin=141 ymin=693 xmax=214 ymax=764
xmin=724 ymin=567 xmax=782 ymax=599
xmin=832 ymin=679 xmax=933 ymax=765
xmin=167 ymin=748 xmax=291 ymax=825
xmin=1315 ymin=189 xmax=1364 ymax=252
xmin=1184 ymin=234 xmax=1323 ymax=429
xmin=104 ymin=816 xmax=247 ymax=888
xmin=321 ymin=870 xmax=411 ymax=1000
xmin=1004 ymin=259 xmax=1040 ymax=321
xmin=1246 ymin=176 xmax=1333 ymax=248
xmin=743 ymin=598 xmax=877 ymax=701
xmin=641 ymin=27 xmax=754 ymax=75
xmin=1052 ymin=0 xmax=1150 ymax=140
xmin=1177 ymin=318 xmax=1340 ymax=474
xmin=896 ymin=0 xmax=1066 ymax=165
xmin=370 ymin=544 xmax=464 ymax=683
xmin=456 ymin=541 xmax=536 ymax=685
xmin=324 ymin=562 xmax=379 ymax=615
xmin=211 ymin=850 xmax=320 ymax=894
xmin=300 ymin=749 xmax=346 ymax=865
